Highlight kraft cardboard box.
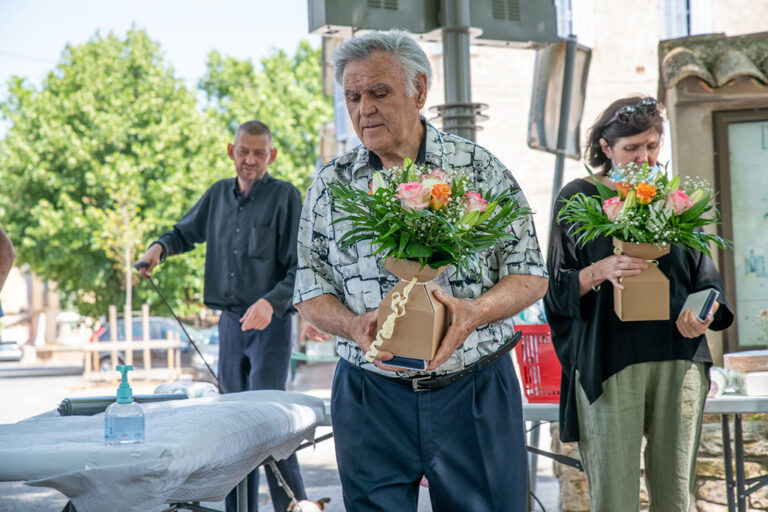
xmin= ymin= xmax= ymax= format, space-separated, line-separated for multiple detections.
xmin=612 ymin=239 xmax=670 ymax=322
xmin=376 ymin=258 xmax=448 ymax=361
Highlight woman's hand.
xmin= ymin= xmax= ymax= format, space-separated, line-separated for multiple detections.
xmin=580 ymin=255 xmax=648 ymax=294
xmin=676 ymin=301 xmax=719 ymax=338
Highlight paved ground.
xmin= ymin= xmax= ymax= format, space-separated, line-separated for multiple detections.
xmin=0 ymin=359 xmax=559 ymax=511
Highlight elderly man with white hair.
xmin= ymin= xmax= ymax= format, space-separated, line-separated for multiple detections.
xmin=294 ymin=30 xmax=548 ymax=511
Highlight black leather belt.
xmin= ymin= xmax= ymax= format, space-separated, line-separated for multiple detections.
xmin=373 ymin=330 xmax=523 ymax=392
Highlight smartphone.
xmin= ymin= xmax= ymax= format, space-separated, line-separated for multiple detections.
xmin=681 ymin=288 xmax=720 ymax=322
xmin=386 ymin=355 xmax=429 ymax=371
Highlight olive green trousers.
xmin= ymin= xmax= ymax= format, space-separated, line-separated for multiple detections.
xmin=575 ymin=360 xmax=708 ymax=512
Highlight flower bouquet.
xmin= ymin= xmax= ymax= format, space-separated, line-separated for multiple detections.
xmin=557 ymin=162 xmax=730 ymax=321
xmin=329 ymin=157 xmax=531 ymax=365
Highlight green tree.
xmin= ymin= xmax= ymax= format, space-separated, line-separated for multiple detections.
xmin=199 ymin=40 xmax=332 ymax=192
xmin=0 ymin=29 xmax=229 ymax=318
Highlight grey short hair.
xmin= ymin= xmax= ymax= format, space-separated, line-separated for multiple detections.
xmin=333 ymin=29 xmax=432 ymax=97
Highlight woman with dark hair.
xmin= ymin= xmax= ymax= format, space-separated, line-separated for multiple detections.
xmin=544 ymin=96 xmax=734 ymax=511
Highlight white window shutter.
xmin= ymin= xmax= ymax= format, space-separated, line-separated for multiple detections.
xmin=571 ymin=0 xmax=594 ymax=48
xmin=554 ymin=0 xmax=572 ymax=38
xmin=689 ymin=0 xmax=712 ymax=35
xmin=554 ymin=0 xmax=594 ymax=48
xmin=660 ymin=0 xmax=690 ymax=39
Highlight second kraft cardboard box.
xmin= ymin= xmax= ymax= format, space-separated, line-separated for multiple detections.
xmin=376 ymin=258 xmax=448 ymax=361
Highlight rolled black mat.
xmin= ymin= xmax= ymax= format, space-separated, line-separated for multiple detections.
xmin=58 ymin=394 xmax=188 ymax=416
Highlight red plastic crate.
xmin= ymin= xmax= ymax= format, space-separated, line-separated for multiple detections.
xmin=513 ymin=324 xmax=562 ymax=403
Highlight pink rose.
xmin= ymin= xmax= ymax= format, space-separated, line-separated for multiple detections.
xmin=665 ymin=190 xmax=693 ymax=215
xmin=464 ymin=191 xmax=487 ymax=212
xmin=425 ymin=169 xmax=451 ymax=184
xmin=395 ymin=182 xmax=430 ymax=211
xmin=420 ymin=170 xmax=451 ymax=193
xmin=602 ymin=196 xmax=623 ymax=221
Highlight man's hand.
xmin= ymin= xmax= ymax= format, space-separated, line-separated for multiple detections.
xmin=676 ymin=301 xmax=719 ymax=338
xmin=299 ymin=322 xmax=331 ymax=342
xmin=426 ymin=289 xmax=477 ymax=371
xmin=348 ymin=309 xmax=403 ymax=372
xmin=240 ymin=298 xmax=274 ymax=331
xmin=137 ymin=244 xmax=163 ymax=278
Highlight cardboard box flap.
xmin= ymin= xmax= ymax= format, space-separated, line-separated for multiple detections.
xmin=613 ymin=238 xmax=671 ymax=260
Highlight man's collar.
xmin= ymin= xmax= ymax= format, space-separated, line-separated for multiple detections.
xmin=352 ymin=119 xmax=446 ymax=177
xmin=233 ymin=173 xmax=273 ymax=198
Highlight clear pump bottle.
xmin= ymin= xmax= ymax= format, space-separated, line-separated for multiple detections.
xmin=105 ymin=364 xmax=145 ymax=445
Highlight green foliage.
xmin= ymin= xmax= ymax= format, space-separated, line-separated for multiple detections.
xmin=329 ymin=159 xmax=531 ymax=275
xmin=199 ymin=41 xmax=333 ymax=193
xmin=0 ymin=29 xmax=229 ymax=317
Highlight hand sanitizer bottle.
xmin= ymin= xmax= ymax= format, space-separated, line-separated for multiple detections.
xmin=105 ymin=364 xmax=145 ymax=445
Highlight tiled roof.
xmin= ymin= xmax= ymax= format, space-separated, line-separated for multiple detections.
xmin=658 ymin=32 xmax=768 ymax=100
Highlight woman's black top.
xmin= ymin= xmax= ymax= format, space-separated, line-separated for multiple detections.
xmin=543 ymin=178 xmax=734 ymax=442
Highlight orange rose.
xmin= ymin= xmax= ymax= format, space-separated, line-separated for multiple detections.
xmin=615 ymin=182 xmax=631 ymax=198
xmin=430 ymin=183 xmax=452 ymax=210
xmin=635 ymin=183 xmax=657 ymax=204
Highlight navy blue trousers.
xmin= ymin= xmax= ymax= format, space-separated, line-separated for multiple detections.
xmin=218 ymin=310 xmax=306 ymax=512
xmin=332 ymin=355 xmax=528 ymax=511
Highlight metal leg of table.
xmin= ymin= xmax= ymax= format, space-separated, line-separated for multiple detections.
xmin=734 ymin=414 xmax=747 ymax=512
xmin=526 ymin=421 xmax=540 ymax=512
xmin=236 ymin=477 xmax=248 ymax=512
xmin=721 ymin=414 xmax=736 ymax=512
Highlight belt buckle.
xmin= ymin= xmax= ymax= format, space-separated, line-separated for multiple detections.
xmin=411 ymin=376 xmax=431 ymax=392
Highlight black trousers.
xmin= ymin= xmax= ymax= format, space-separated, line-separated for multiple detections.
xmin=219 ymin=310 xmax=306 ymax=512
xmin=332 ymin=356 xmax=528 ymax=511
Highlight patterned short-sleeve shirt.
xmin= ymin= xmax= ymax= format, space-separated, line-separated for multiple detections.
xmin=294 ymin=121 xmax=547 ymax=377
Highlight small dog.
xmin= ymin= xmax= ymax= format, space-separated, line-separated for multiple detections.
xmin=287 ymin=497 xmax=331 ymax=512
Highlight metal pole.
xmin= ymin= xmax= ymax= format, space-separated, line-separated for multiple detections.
xmin=440 ymin=0 xmax=474 ymax=141
xmin=551 ymin=34 xmax=578 ymax=215
xmin=722 ymin=414 xmax=736 ymax=512
xmin=735 ymin=414 xmax=746 ymax=512
xmin=236 ymin=478 xmax=248 ymax=512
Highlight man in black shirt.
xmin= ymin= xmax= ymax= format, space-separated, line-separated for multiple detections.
xmin=138 ymin=120 xmax=305 ymax=512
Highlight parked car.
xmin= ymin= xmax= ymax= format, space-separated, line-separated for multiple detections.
xmin=91 ymin=316 xmax=203 ymax=371
xmin=0 ymin=341 xmax=23 ymax=362
xmin=190 ymin=327 xmax=219 ymax=384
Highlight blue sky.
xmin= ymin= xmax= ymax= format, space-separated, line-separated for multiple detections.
xmin=0 ymin=0 xmax=319 ymax=94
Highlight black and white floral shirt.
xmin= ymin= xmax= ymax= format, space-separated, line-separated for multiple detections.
xmin=293 ymin=121 xmax=547 ymax=377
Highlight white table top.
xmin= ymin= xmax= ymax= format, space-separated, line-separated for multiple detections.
xmin=0 ymin=390 xmax=326 ymax=512
xmin=522 ymin=393 xmax=768 ymax=422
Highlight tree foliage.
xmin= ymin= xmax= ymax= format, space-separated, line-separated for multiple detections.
xmin=199 ymin=41 xmax=332 ymax=192
xmin=0 ymin=29 xmax=229 ymax=317
xmin=0 ymin=30 xmax=331 ymax=319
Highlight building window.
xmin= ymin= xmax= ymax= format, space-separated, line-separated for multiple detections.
xmin=660 ymin=0 xmax=711 ymax=39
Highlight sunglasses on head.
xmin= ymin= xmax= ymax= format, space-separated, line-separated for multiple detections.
xmin=606 ymin=98 xmax=658 ymax=125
